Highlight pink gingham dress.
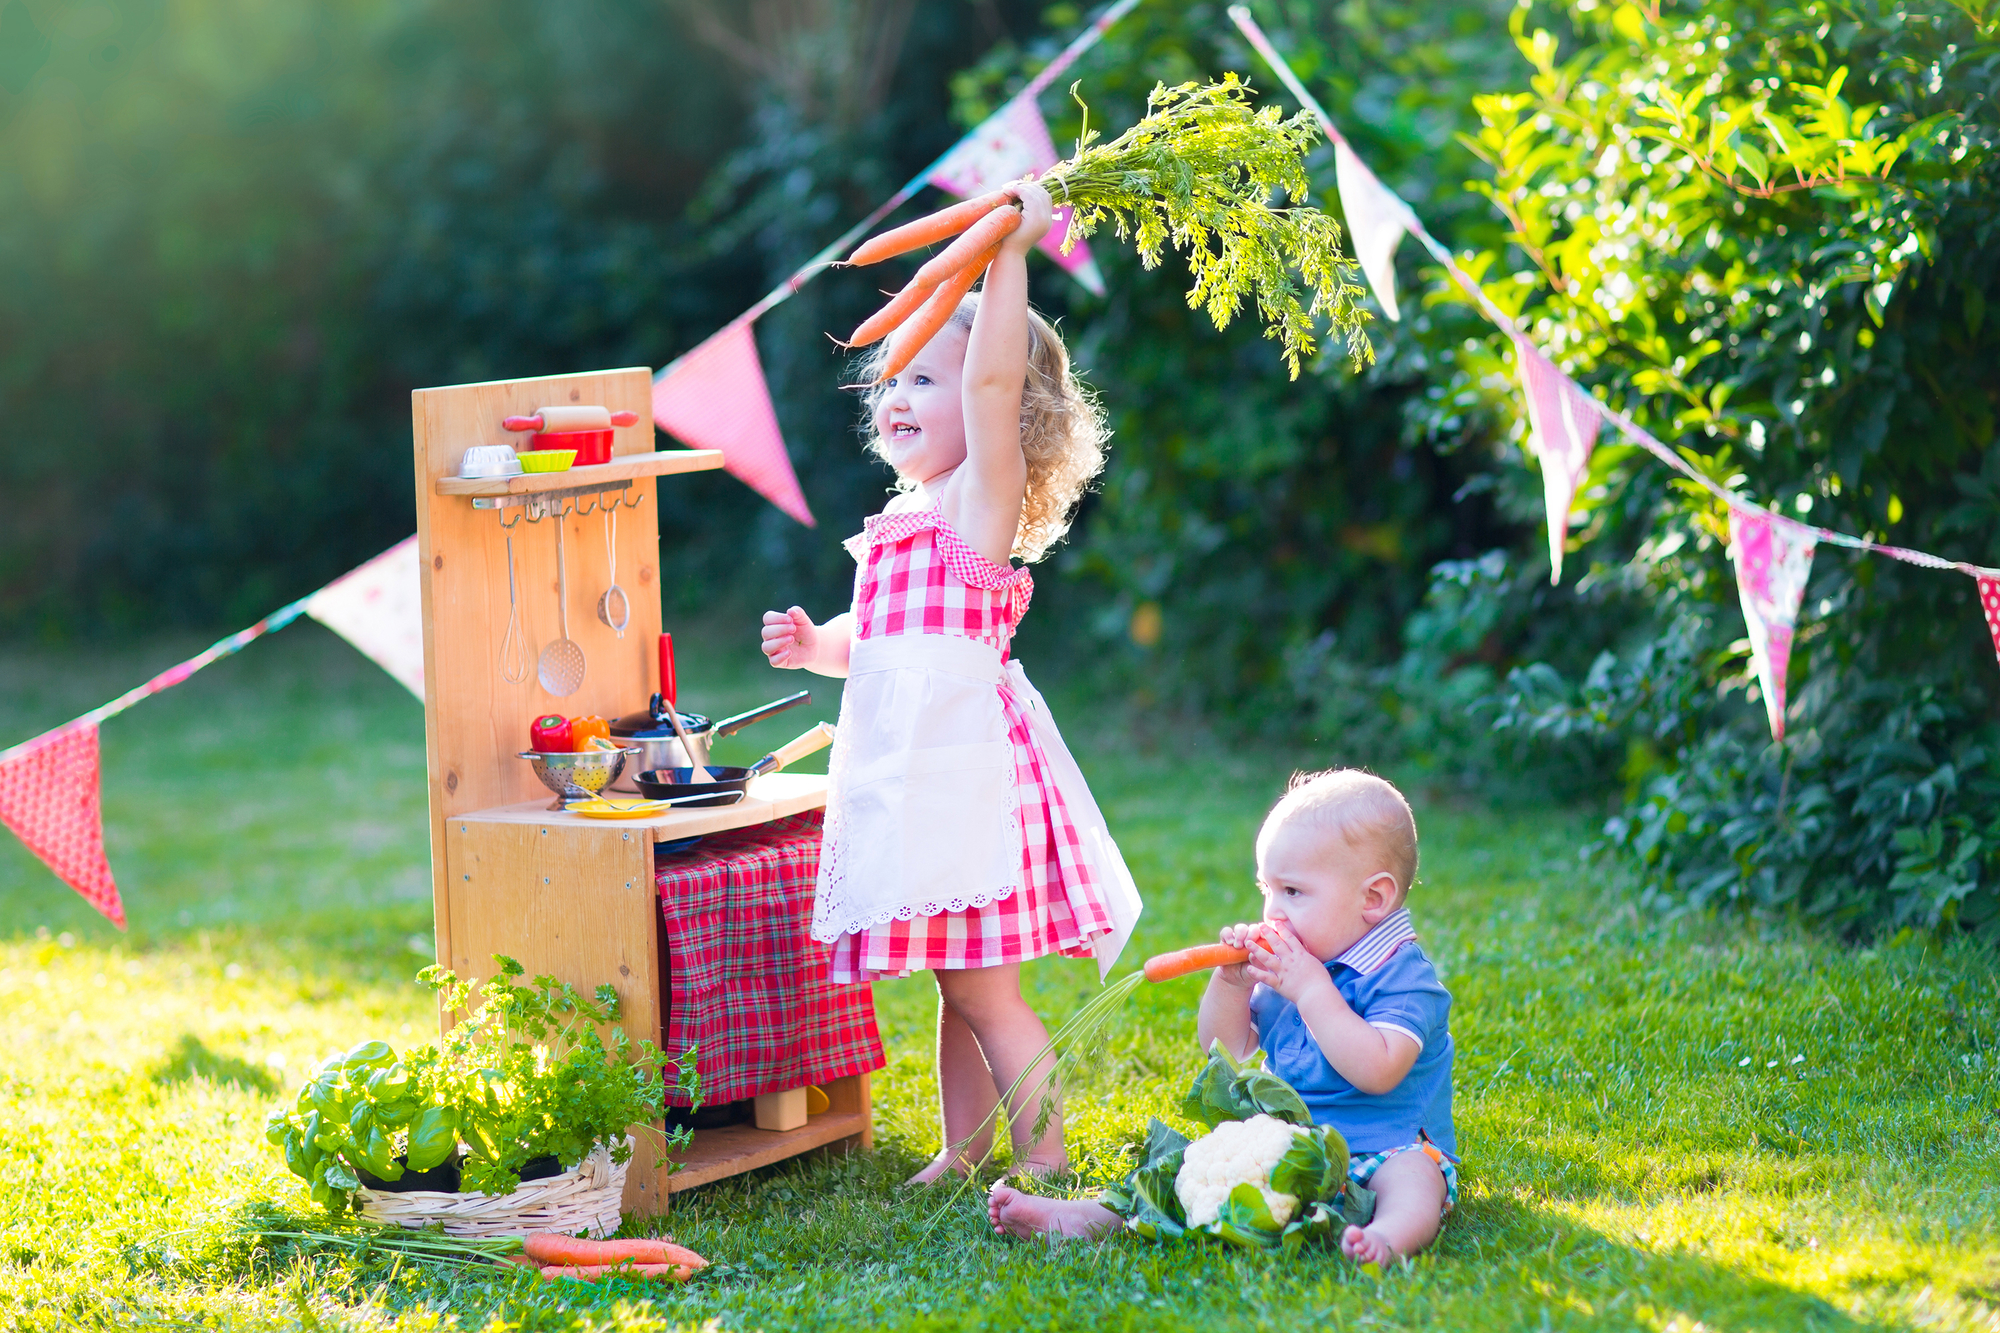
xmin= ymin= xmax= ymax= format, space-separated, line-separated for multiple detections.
xmin=814 ymin=502 xmax=1131 ymax=983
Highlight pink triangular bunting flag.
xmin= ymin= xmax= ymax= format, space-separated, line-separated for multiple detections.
xmin=305 ymin=536 xmax=424 ymax=698
xmin=1334 ymin=140 xmax=1416 ymax=322
xmin=928 ymin=97 xmax=1104 ymax=296
xmin=1977 ymin=571 xmax=2000 ymax=668
xmin=654 ymin=322 xmax=814 ymax=527
xmin=1727 ymin=507 xmax=1818 ymax=740
xmin=0 ymin=724 xmax=124 ymax=928
xmin=1513 ymin=337 xmax=1604 ymax=584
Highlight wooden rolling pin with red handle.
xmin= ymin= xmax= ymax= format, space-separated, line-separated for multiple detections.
xmin=503 ymin=406 xmax=642 ymax=432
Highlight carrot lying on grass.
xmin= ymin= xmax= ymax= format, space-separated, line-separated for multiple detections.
xmin=523 ymin=1232 xmax=709 ymax=1269
xmin=539 ymin=1263 xmax=695 ymax=1283
xmin=1142 ymin=934 xmax=1275 ymax=983
xmin=871 ymin=244 xmax=999 ymax=384
xmin=847 ymin=190 xmax=1011 ymax=266
xmin=911 ymin=206 xmax=1021 ymax=289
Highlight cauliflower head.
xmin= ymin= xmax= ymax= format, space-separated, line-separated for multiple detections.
xmin=1173 ymin=1113 xmax=1306 ymax=1229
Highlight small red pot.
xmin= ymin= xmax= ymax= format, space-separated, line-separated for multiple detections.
xmin=531 ymin=428 xmax=613 ymax=467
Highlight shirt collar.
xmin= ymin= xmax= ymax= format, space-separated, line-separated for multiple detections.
xmin=1331 ymin=906 xmax=1417 ymax=976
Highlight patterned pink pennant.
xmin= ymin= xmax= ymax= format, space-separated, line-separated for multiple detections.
xmin=1334 ymin=140 xmax=1416 ymax=322
xmin=928 ymin=97 xmax=1105 ymax=297
xmin=1977 ymin=571 xmax=2000 ymax=667
xmin=1513 ymin=337 xmax=1605 ymax=584
xmin=0 ymin=724 xmax=124 ymax=928
xmin=654 ymin=321 xmax=814 ymax=527
xmin=305 ymin=536 xmax=424 ymax=698
xmin=1727 ymin=507 xmax=1818 ymax=740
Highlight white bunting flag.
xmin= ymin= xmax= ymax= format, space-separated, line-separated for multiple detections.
xmin=1334 ymin=140 xmax=1418 ymax=322
xmin=1727 ymin=507 xmax=1818 ymax=740
xmin=928 ymin=97 xmax=1105 ymax=296
xmin=305 ymin=536 xmax=426 ymax=698
xmin=1513 ymin=337 xmax=1605 ymax=584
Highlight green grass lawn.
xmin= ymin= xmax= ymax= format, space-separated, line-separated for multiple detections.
xmin=2 ymin=626 xmax=1998 ymax=1330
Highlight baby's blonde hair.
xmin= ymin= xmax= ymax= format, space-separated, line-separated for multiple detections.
xmin=858 ymin=293 xmax=1108 ymax=563
xmin=1259 ymin=769 xmax=1420 ymax=900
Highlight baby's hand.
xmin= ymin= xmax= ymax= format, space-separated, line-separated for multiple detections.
xmin=760 ymin=607 xmax=818 ymax=670
xmin=1001 ymin=180 xmax=1054 ymax=254
xmin=1214 ymin=922 xmax=1266 ymax=989
xmin=1244 ymin=923 xmax=1333 ymax=1006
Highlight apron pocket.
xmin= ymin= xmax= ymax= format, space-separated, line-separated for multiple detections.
xmin=840 ymin=740 xmax=1016 ymax=912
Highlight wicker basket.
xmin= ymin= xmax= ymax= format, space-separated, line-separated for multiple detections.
xmin=355 ymin=1137 xmax=631 ymax=1239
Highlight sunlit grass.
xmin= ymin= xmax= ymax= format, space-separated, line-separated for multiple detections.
xmin=2 ymin=628 xmax=1997 ymax=1330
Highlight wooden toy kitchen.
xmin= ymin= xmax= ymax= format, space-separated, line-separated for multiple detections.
xmin=412 ymin=365 xmax=881 ymax=1218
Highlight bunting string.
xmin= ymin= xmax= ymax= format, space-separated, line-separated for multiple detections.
xmin=1228 ymin=5 xmax=2000 ymax=732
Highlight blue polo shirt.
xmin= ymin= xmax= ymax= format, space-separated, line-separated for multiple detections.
xmin=1248 ymin=907 xmax=1456 ymax=1158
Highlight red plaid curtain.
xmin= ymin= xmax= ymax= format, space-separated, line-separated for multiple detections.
xmin=656 ymin=812 xmax=885 ymax=1105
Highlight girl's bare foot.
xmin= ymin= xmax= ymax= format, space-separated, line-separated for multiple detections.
xmin=905 ymin=1152 xmax=976 ymax=1187
xmin=1341 ymin=1223 xmax=1402 ymax=1266
xmin=986 ymin=1183 xmax=1121 ymax=1241
xmin=1009 ymin=1153 xmax=1069 ymax=1180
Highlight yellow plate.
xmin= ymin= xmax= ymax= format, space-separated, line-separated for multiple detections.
xmin=567 ymin=799 xmax=673 ymax=819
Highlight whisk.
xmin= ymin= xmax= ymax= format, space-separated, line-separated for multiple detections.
xmin=499 ymin=534 xmax=531 ymax=684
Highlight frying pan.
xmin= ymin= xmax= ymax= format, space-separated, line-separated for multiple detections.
xmin=635 ymin=722 xmax=835 ymax=806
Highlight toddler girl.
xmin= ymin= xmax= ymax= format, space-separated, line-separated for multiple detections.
xmin=761 ymin=181 xmax=1142 ymax=1183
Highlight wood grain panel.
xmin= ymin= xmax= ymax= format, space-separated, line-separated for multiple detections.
xmin=412 ymin=367 xmax=663 ymax=974
xmin=462 ymin=772 xmax=829 ymax=839
xmin=443 ymin=818 xmax=675 ymax=1215
xmin=435 ymin=449 xmax=722 ymax=496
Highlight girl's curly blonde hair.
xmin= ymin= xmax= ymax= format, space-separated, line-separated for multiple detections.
xmin=858 ymin=294 xmax=1108 ymax=564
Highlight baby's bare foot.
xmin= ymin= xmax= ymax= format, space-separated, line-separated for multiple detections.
xmin=905 ymin=1152 xmax=974 ymax=1187
xmin=1341 ymin=1223 xmax=1402 ymax=1266
xmin=987 ymin=1183 xmax=1121 ymax=1241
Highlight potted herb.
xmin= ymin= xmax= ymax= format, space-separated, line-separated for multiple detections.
xmin=266 ymin=955 xmax=698 ymax=1216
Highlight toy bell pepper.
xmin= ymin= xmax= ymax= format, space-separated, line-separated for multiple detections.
xmin=568 ymin=715 xmax=609 ymax=750
xmin=531 ymin=714 xmax=569 ymax=752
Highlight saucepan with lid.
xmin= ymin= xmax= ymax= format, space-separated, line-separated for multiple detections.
xmin=606 ymin=633 xmax=811 ymax=786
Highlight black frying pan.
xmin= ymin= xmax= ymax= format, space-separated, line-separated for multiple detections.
xmin=634 ymin=723 xmax=834 ymax=805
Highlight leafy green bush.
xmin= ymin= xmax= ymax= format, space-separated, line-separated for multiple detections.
xmin=1415 ymin=0 xmax=2000 ymax=936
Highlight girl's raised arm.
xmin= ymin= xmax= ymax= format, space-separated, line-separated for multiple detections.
xmin=950 ymin=181 xmax=1052 ymax=566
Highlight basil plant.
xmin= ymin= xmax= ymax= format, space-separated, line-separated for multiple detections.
xmin=264 ymin=1040 xmax=457 ymax=1215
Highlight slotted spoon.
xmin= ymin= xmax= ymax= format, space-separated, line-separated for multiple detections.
xmin=537 ymin=515 xmax=586 ymax=697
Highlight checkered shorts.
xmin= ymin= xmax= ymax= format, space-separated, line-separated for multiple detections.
xmin=1349 ymin=1138 xmax=1459 ymax=1220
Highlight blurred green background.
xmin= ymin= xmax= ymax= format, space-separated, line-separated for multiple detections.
xmin=3 ymin=0 xmax=1997 ymax=937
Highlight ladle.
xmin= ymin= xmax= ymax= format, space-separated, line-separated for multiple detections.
xmin=596 ymin=504 xmax=629 ymax=638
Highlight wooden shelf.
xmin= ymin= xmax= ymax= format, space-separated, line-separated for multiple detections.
xmin=453 ymin=771 xmax=829 ymax=842
xmin=666 ymin=1110 xmax=869 ymax=1193
xmin=435 ymin=449 xmax=724 ymax=497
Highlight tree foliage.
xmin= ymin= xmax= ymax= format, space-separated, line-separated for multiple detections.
xmin=1433 ymin=0 xmax=2000 ymax=935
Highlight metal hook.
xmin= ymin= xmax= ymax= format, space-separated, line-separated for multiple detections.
xmin=575 ymin=493 xmax=601 ymax=517
xmin=619 ymin=489 xmax=645 ymax=510
xmin=499 ymin=509 xmax=524 ymax=529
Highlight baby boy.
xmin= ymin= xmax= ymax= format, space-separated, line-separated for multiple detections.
xmin=989 ymin=769 xmax=1457 ymax=1263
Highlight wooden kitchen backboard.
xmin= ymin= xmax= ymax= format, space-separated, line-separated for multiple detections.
xmin=411 ymin=367 xmax=679 ymax=984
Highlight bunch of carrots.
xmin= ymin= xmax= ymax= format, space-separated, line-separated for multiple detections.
xmin=840 ymin=76 xmax=1375 ymax=384
xmin=517 ymin=1230 xmax=710 ymax=1283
